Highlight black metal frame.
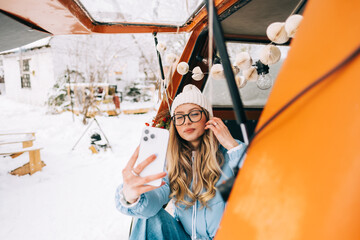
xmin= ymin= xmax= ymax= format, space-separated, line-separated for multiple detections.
xmin=205 ymin=0 xmax=249 ymax=142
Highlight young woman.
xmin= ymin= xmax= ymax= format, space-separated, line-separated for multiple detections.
xmin=115 ymin=84 xmax=245 ymax=240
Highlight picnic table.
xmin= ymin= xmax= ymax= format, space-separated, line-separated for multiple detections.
xmin=0 ymin=131 xmax=45 ymax=176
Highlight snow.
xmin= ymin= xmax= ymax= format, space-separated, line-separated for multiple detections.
xmin=0 ymin=96 xmax=158 ymax=240
xmin=0 ymin=37 xmax=52 ymax=55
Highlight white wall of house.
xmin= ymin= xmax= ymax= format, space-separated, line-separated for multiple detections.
xmin=3 ymin=48 xmax=55 ymax=106
xmin=0 ymin=34 xmax=153 ymax=106
xmin=0 ymin=56 xmax=5 ymax=95
xmin=0 ymin=84 xmax=4 ymax=95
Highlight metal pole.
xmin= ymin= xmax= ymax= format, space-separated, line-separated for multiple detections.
xmin=94 ymin=118 xmax=112 ymax=151
xmin=153 ymin=32 xmax=165 ymax=81
xmin=71 ymin=118 xmax=95 ymax=151
xmin=205 ymin=0 xmax=249 ymax=144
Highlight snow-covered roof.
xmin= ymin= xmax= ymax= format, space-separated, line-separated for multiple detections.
xmin=0 ymin=37 xmax=52 ymax=55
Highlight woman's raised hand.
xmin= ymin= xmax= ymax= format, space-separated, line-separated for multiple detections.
xmin=122 ymin=146 xmax=166 ymax=204
xmin=205 ymin=117 xmax=239 ymax=150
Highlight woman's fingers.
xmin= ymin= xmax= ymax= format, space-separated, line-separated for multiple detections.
xmin=205 ymin=117 xmax=239 ymax=150
xmin=206 ymin=117 xmax=225 ymax=128
xmin=122 ymin=147 xmax=167 ymax=202
xmin=141 ymin=172 xmax=167 ymax=185
xmin=125 ymin=172 xmax=167 ymax=199
xmin=205 ymin=119 xmax=224 ymax=133
xmin=125 ymin=171 xmax=166 ymax=188
xmin=132 ymin=154 xmax=157 ymax=175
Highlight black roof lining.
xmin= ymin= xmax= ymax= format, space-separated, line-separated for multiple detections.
xmin=220 ymin=0 xmax=306 ymax=38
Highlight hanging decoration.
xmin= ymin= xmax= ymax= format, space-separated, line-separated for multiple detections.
xmin=210 ymin=64 xmax=225 ymax=80
xmin=266 ymin=22 xmax=290 ymax=44
xmin=165 ymin=53 xmax=178 ymax=65
xmin=243 ymin=66 xmax=258 ymax=82
xmin=255 ymin=60 xmax=273 ymax=90
xmin=156 ymin=42 xmax=167 ymax=54
xmin=285 ymin=14 xmax=303 ymax=38
xmin=259 ymin=45 xmax=282 ymax=65
xmin=177 ymin=62 xmax=190 ymax=75
xmin=232 ymin=66 xmax=240 ymax=75
xmin=153 ymin=33 xmax=177 ymax=111
xmin=234 ymin=52 xmax=253 ymax=70
xmin=192 ymin=66 xmax=204 ymax=81
xmin=175 ymin=61 xmax=206 ymax=81
xmin=171 ymin=14 xmax=302 ymax=91
xmin=235 ymin=76 xmax=247 ymax=88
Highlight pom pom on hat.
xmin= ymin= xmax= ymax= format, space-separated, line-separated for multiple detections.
xmin=170 ymin=84 xmax=213 ymax=117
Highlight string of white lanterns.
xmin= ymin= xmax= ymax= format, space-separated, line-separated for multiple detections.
xmin=173 ymin=14 xmax=303 ymax=90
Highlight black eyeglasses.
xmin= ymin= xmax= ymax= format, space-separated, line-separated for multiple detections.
xmin=172 ymin=109 xmax=204 ymax=126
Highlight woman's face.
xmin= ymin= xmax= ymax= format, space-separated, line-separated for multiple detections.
xmin=173 ymin=103 xmax=207 ymax=148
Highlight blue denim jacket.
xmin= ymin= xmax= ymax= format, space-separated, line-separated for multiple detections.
xmin=115 ymin=141 xmax=245 ymax=239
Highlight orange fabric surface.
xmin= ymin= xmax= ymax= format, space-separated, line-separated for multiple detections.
xmin=216 ymin=0 xmax=360 ymax=239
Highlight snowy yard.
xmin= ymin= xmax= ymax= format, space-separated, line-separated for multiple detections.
xmin=0 ymin=96 xmax=157 ymax=240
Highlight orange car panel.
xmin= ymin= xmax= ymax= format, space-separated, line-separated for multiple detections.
xmin=216 ymin=0 xmax=360 ymax=239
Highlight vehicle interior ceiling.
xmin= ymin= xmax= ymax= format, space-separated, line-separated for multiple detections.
xmin=175 ymin=0 xmax=306 ymax=141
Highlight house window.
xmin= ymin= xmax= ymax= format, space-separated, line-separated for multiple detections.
xmin=22 ymin=59 xmax=30 ymax=71
xmin=21 ymin=74 xmax=31 ymax=88
xmin=20 ymin=59 xmax=31 ymax=88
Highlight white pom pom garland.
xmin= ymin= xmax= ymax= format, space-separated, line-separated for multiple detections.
xmin=210 ymin=64 xmax=225 ymax=80
xmin=156 ymin=42 xmax=167 ymax=53
xmin=285 ymin=14 xmax=303 ymax=38
xmin=192 ymin=66 xmax=204 ymax=81
xmin=177 ymin=62 xmax=189 ymax=75
xmin=243 ymin=66 xmax=259 ymax=82
xmin=166 ymin=53 xmax=178 ymax=64
xmin=266 ymin=22 xmax=289 ymax=44
xmin=235 ymin=76 xmax=247 ymax=88
xmin=260 ymin=45 xmax=281 ymax=65
xmin=235 ymin=52 xmax=252 ymax=70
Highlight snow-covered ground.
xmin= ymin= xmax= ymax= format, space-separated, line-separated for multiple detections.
xmin=0 ymin=96 xmax=158 ymax=240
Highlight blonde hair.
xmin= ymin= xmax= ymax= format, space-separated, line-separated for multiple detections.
xmin=166 ymin=109 xmax=224 ymax=208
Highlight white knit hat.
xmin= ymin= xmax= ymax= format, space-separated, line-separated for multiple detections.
xmin=170 ymin=84 xmax=213 ymax=117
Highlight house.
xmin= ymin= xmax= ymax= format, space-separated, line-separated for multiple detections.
xmin=0 ymin=35 xmax=142 ymax=106
xmin=0 ymin=56 xmax=4 ymax=95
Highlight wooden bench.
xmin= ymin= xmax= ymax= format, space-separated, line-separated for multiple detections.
xmin=0 ymin=146 xmax=45 ymax=176
xmin=0 ymin=132 xmax=45 ymax=176
xmin=0 ymin=132 xmax=35 ymax=158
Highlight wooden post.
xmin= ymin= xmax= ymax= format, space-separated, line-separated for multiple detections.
xmin=22 ymin=140 xmax=33 ymax=148
xmin=105 ymin=85 xmax=109 ymax=98
xmin=11 ymin=139 xmax=34 ymax=158
xmin=67 ymin=85 xmax=70 ymax=100
xmin=29 ymin=149 xmax=42 ymax=175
